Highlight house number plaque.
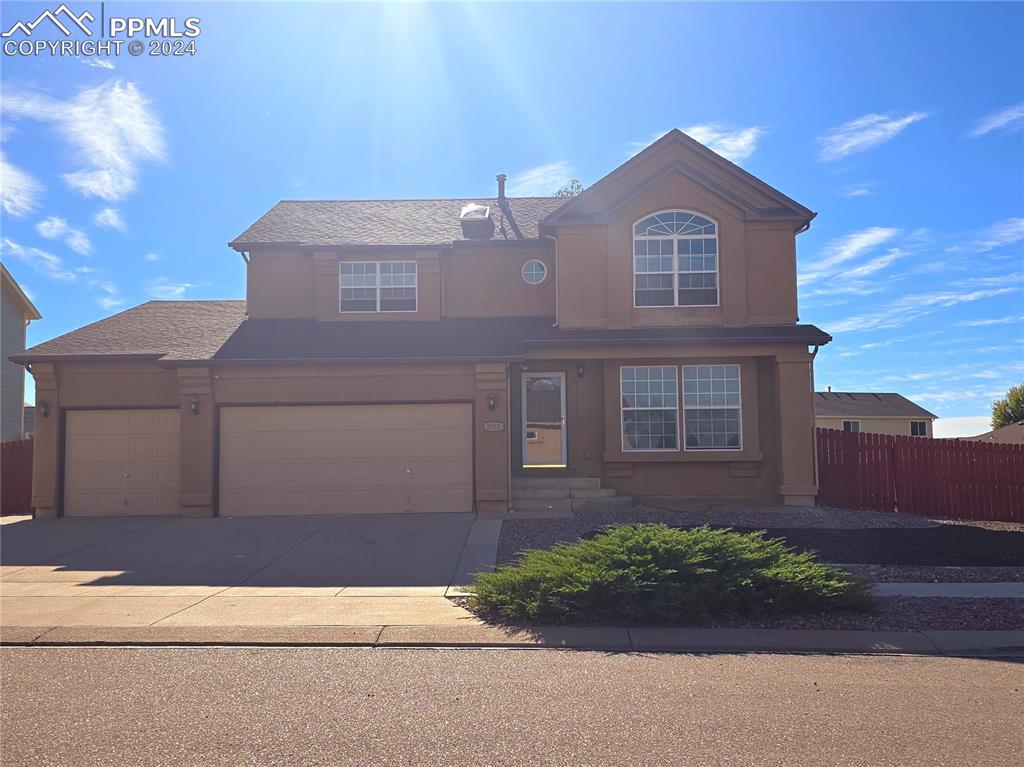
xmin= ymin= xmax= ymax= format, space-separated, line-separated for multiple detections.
xmin=483 ymin=421 xmax=504 ymax=432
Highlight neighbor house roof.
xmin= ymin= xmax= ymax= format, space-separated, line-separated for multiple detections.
xmin=966 ymin=421 xmax=1024 ymax=444
xmin=10 ymin=301 xmax=247 ymax=363
xmin=1 ymin=264 xmax=42 ymax=321
xmin=229 ymin=197 xmax=568 ymax=249
xmin=814 ymin=392 xmax=937 ymax=420
xmin=10 ymin=300 xmax=831 ymax=365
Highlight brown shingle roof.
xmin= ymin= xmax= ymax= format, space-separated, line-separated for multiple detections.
xmin=213 ymin=317 xmax=831 ymax=362
xmin=11 ymin=301 xmax=247 ymax=363
xmin=966 ymin=421 xmax=1024 ymax=444
xmin=814 ymin=392 xmax=937 ymax=420
xmin=229 ymin=197 xmax=568 ymax=249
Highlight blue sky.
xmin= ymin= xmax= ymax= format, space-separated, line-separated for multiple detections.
xmin=1 ymin=1 xmax=1022 ymax=436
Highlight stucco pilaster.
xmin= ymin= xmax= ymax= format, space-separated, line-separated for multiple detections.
xmin=474 ymin=363 xmax=509 ymax=513
xmin=28 ymin=363 xmax=59 ymax=518
xmin=177 ymin=367 xmax=215 ymax=517
xmin=775 ymin=355 xmax=817 ymax=505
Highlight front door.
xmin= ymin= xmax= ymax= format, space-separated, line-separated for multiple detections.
xmin=522 ymin=372 xmax=567 ymax=468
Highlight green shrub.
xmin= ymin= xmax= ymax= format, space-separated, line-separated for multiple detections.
xmin=469 ymin=524 xmax=874 ymax=625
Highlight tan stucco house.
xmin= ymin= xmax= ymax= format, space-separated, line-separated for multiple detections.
xmin=13 ymin=130 xmax=830 ymax=518
xmin=2 ymin=264 xmax=41 ymax=442
xmin=814 ymin=391 xmax=937 ymax=437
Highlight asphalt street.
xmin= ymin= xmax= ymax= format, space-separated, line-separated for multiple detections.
xmin=1 ymin=647 xmax=1021 ymax=766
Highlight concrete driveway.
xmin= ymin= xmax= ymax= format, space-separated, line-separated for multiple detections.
xmin=0 ymin=513 xmax=500 ymax=629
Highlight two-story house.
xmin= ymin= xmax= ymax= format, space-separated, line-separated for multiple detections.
xmin=2 ymin=264 xmax=41 ymax=442
xmin=14 ymin=130 xmax=830 ymax=518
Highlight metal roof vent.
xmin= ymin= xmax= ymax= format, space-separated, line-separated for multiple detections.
xmin=460 ymin=203 xmax=494 ymax=240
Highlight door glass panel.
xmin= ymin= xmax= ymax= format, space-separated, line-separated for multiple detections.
xmin=524 ymin=375 xmax=565 ymax=467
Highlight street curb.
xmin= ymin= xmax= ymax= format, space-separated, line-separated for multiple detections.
xmin=3 ymin=625 xmax=1022 ymax=656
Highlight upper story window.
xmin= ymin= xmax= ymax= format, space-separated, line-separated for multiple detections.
xmin=910 ymin=420 xmax=928 ymax=437
xmin=634 ymin=211 xmax=719 ymax=308
xmin=521 ymin=259 xmax=548 ymax=286
xmin=339 ymin=261 xmax=417 ymax=313
xmin=843 ymin=420 xmax=860 ymax=433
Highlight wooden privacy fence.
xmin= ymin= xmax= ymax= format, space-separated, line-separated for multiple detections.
xmin=1 ymin=438 xmax=33 ymax=515
xmin=816 ymin=428 xmax=1024 ymax=522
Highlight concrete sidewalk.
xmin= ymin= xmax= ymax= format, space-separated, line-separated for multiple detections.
xmin=2 ymin=624 xmax=1022 ymax=656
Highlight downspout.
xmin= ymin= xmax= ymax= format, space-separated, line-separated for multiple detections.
xmin=809 ymin=343 xmax=821 ymax=490
xmin=544 ymin=233 xmax=559 ymax=328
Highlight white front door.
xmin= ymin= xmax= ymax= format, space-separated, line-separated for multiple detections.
xmin=522 ymin=372 xmax=567 ymax=468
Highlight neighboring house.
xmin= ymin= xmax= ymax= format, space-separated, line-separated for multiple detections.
xmin=22 ymin=405 xmax=34 ymax=438
xmin=1 ymin=265 xmax=41 ymax=442
xmin=966 ymin=420 xmax=1024 ymax=444
xmin=13 ymin=129 xmax=830 ymax=518
xmin=814 ymin=391 xmax=937 ymax=437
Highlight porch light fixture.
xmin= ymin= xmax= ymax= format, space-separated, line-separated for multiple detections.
xmin=577 ymin=365 xmax=585 ymax=378
xmin=38 ymin=400 xmax=49 ymax=418
xmin=487 ymin=394 xmax=497 ymax=411
xmin=190 ymin=397 xmax=200 ymax=415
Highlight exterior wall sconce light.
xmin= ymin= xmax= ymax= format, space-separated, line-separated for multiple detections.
xmin=577 ymin=364 xmax=585 ymax=378
xmin=190 ymin=397 xmax=200 ymax=415
xmin=38 ymin=401 xmax=49 ymax=418
xmin=487 ymin=394 xmax=497 ymax=411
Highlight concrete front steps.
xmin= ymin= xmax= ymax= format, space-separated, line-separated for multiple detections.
xmin=511 ymin=475 xmax=633 ymax=514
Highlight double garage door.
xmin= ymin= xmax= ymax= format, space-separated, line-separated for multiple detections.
xmin=63 ymin=404 xmax=474 ymax=516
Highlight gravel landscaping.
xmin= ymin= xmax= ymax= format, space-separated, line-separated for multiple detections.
xmin=455 ymin=596 xmax=1024 ymax=631
xmin=497 ymin=507 xmax=1024 ymax=568
xmin=840 ymin=565 xmax=1024 ymax=583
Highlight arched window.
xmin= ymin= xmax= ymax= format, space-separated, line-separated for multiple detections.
xmin=633 ymin=211 xmax=719 ymax=307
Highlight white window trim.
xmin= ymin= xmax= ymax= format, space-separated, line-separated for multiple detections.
xmin=682 ymin=364 xmax=743 ymax=452
xmin=620 ymin=365 xmax=681 ymax=453
xmin=339 ymin=260 xmax=418 ymax=314
xmin=910 ymin=420 xmax=928 ymax=436
xmin=521 ymin=259 xmax=548 ymax=286
xmin=843 ymin=420 xmax=860 ymax=433
xmin=633 ymin=210 xmax=720 ymax=310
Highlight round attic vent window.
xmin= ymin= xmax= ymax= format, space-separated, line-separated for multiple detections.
xmin=521 ymin=259 xmax=547 ymax=286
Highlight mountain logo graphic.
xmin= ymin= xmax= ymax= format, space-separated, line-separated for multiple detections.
xmin=2 ymin=4 xmax=95 ymax=38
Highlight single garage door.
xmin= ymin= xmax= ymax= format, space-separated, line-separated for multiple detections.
xmin=64 ymin=409 xmax=181 ymax=516
xmin=219 ymin=404 xmax=474 ymax=516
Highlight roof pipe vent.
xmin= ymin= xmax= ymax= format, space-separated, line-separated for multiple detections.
xmin=496 ymin=173 xmax=507 ymax=201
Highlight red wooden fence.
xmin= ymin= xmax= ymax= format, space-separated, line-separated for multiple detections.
xmin=1 ymin=438 xmax=33 ymax=515
xmin=816 ymin=428 xmax=1024 ymax=522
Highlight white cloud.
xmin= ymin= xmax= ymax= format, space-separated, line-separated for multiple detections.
xmin=82 ymin=58 xmax=116 ymax=70
xmin=840 ymin=184 xmax=873 ymax=198
xmin=147 ymin=277 xmax=199 ymax=299
xmin=505 ymin=161 xmax=575 ymax=197
xmin=2 ymin=79 xmax=166 ymax=201
xmin=969 ymin=103 xmax=1024 ymax=138
xmin=681 ymin=124 xmax=764 ymax=163
xmin=631 ymin=124 xmax=765 ymax=164
xmin=0 ymin=150 xmax=42 ymax=217
xmin=955 ymin=315 xmax=1022 ymax=327
xmin=0 ymin=238 xmax=76 ymax=281
xmin=34 ymin=216 xmax=92 ymax=255
xmin=818 ymin=112 xmax=929 ymax=162
xmin=975 ymin=218 xmax=1024 ymax=253
xmin=93 ymin=207 xmax=125 ymax=231
xmin=96 ymin=296 xmax=123 ymax=310
xmin=829 ymin=287 xmax=1018 ymax=333
xmin=144 ymin=252 xmax=160 ymax=262
xmin=932 ymin=416 xmax=992 ymax=439
xmin=799 ymin=227 xmax=900 ymax=286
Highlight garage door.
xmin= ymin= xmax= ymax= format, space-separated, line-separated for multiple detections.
xmin=219 ymin=404 xmax=474 ymax=516
xmin=64 ymin=409 xmax=181 ymax=516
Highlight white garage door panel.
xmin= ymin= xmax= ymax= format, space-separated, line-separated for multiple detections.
xmin=64 ymin=409 xmax=180 ymax=517
xmin=219 ymin=404 xmax=474 ymax=516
